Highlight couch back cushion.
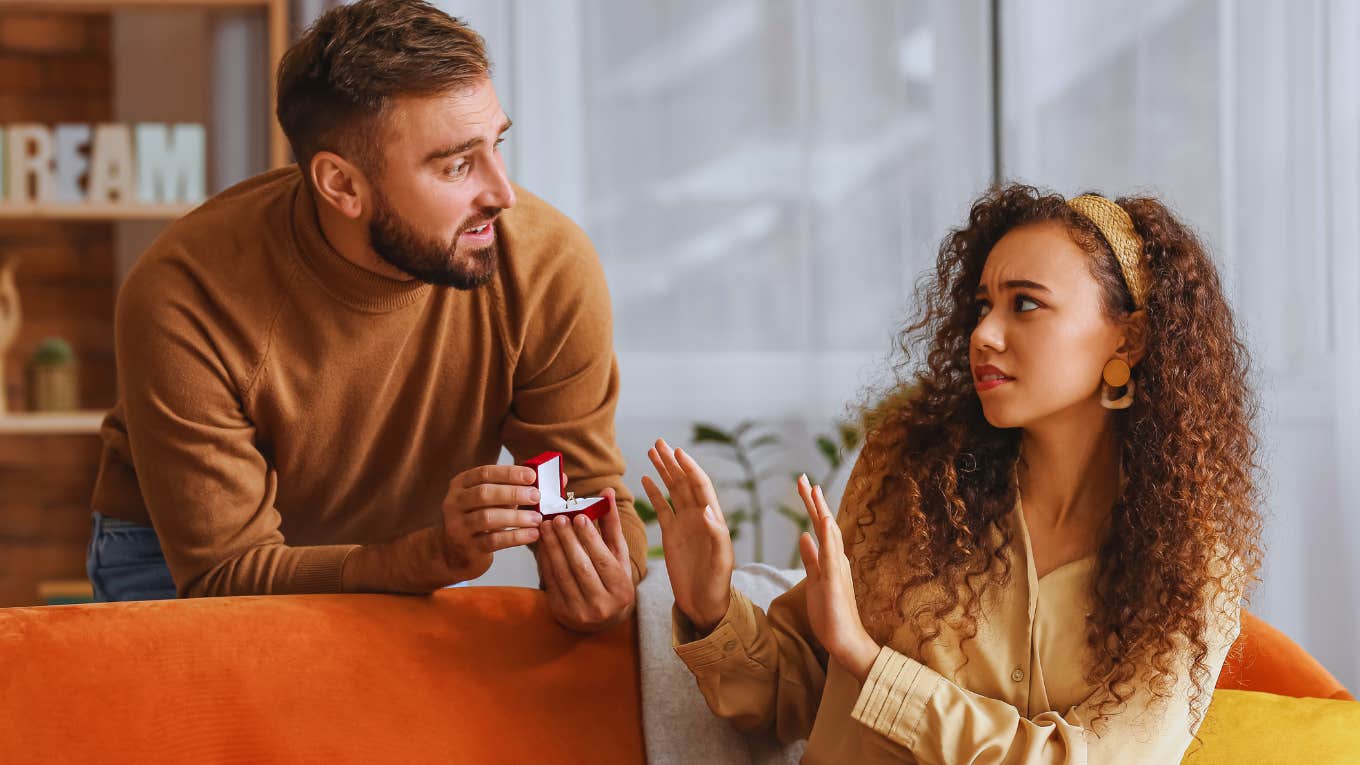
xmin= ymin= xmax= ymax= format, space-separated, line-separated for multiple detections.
xmin=1181 ymin=689 xmax=1360 ymax=764
xmin=0 ymin=588 xmax=645 ymax=764
xmin=1217 ymin=610 xmax=1354 ymax=701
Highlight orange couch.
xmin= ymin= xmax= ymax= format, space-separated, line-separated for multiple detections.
xmin=0 ymin=589 xmax=1349 ymax=764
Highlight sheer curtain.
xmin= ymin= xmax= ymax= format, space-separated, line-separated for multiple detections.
xmin=253 ymin=4 xmax=1358 ymax=692
xmin=1001 ymin=0 xmax=1359 ymax=691
xmin=445 ymin=0 xmax=993 ymax=578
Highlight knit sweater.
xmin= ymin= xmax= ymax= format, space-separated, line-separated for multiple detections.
xmin=90 ymin=166 xmax=647 ymax=596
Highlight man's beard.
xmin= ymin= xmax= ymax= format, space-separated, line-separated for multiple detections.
xmin=368 ymin=187 xmax=499 ymax=290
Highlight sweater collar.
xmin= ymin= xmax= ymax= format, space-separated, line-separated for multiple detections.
xmin=289 ymin=174 xmax=432 ymax=313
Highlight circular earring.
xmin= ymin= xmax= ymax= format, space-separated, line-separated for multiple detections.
xmin=1100 ymin=359 xmax=1134 ymax=410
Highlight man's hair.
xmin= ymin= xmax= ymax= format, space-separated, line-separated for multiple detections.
xmin=276 ymin=0 xmax=490 ymax=179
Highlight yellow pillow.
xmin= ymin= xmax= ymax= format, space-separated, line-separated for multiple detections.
xmin=1182 ymin=689 xmax=1360 ymax=764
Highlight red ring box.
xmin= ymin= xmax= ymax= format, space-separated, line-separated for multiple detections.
xmin=522 ymin=451 xmax=610 ymax=521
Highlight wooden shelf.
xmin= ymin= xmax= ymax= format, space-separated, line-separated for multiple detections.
xmin=38 ymin=579 xmax=94 ymax=605
xmin=0 ymin=0 xmax=292 ymax=170
xmin=0 ymin=410 xmax=105 ymax=434
xmin=0 ymin=203 xmax=195 ymax=220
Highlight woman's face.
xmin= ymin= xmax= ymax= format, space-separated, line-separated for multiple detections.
xmin=969 ymin=221 xmax=1139 ymax=430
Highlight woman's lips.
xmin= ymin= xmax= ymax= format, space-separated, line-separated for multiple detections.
xmin=973 ymin=364 xmax=1014 ymax=392
xmin=975 ymin=376 xmax=1014 ymax=392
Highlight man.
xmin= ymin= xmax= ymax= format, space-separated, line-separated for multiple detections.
xmin=86 ymin=0 xmax=645 ymax=632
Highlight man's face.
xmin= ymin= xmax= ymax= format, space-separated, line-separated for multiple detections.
xmin=365 ymin=77 xmax=515 ymax=289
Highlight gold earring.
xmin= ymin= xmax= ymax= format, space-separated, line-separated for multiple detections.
xmin=1100 ymin=358 xmax=1134 ymax=410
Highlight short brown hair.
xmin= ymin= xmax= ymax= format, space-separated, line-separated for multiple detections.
xmin=276 ymin=0 xmax=490 ymax=177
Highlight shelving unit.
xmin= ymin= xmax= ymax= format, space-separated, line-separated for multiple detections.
xmin=0 ymin=0 xmax=291 ymax=433
xmin=0 ymin=202 xmax=196 ymax=220
xmin=0 ymin=0 xmax=290 ymax=171
xmin=0 ymin=410 xmax=105 ymax=434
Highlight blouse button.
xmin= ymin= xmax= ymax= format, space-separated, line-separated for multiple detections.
xmin=723 ymin=639 xmax=739 ymax=652
xmin=1011 ymin=667 xmax=1025 ymax=683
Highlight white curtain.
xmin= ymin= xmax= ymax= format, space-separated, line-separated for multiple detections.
xmin=446 ymin=0 xmax=994 ymax=580
xmin=260 ymin=3 xmax=1358 ymax=695
xmin=1001 ymin=0 xmax=1359 ymax=691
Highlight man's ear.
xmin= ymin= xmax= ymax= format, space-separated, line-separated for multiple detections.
xmin=309 ymin=150 xmax=369 ymax=220
xmin=1119 ymin=309 xmax=1149 ymax=367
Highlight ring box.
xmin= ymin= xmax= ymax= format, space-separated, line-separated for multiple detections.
xmin=522 ymin=451 xmax=610 ymax=521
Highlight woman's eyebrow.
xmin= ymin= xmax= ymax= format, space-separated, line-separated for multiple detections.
xmin=975 ymin=279 xmax=1052 ymax=295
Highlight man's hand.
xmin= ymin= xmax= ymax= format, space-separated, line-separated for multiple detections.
xmin=535 ymin=488 xmax=637 ymax=633
xmin=342 ymin=464 xmax=543 ymax=593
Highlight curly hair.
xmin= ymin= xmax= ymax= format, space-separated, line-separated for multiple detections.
xmin=848 ymin=183 xmax=1263 ymax=734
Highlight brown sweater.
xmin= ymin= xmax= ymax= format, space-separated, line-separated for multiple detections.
xmin=91 ymin=166 xmax=647 ymax=597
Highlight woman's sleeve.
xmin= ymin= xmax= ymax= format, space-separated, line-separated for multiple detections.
xmin=850 ymin=584 xmax=1242 ymax=765
xmin=670 ymin=577 xmax=828 ymax=744
xmin=668 ymin=452 xmax=884 ymax=743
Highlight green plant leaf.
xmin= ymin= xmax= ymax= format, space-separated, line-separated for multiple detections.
xmin=698 ymin=449 xmax=744 ymax=465
xmin=32 ymin=337 xmax=75 ymax=365
xmin=731 ymin=421 xmax=757 ymax=440
xmin=692 ymin=424 xmax=735 ymax=445
xmin=816 ymin=435 xmax=841 ymax=469
xmin=647 ymin=545 xmax=665 ymax=559
xmin=838 ymin=422 xmax=862 ymax=450
xmin=776 ymin=503 xmax=813 ymax=529
xmin=749 ymin=433 xmax=781 ymax=450
xmin=634 ymin=497 xmax=657 ymax=523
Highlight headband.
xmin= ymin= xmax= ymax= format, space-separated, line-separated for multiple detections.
xmin=1067 ymin=194 xmax=1149 ymax=309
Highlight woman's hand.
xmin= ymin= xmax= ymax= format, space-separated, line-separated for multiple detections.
xmin=642 ymin=438 xmax=734 ymax=635
xmin=796 ymin=474 xmax=879 ymax=683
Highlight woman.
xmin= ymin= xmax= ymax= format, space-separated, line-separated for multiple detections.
xmin=644 ymin=185 xmax=1261 ymax=763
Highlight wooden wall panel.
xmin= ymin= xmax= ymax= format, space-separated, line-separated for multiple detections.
xmin=0 ymin=11 xmax=114 ymax=606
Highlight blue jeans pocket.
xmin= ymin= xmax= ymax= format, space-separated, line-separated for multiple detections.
xmin=86 ymin=513 xmax=177 ymax=602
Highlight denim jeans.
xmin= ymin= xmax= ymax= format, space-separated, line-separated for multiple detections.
xmin=85 ymin=512 xmax=177 ymax=602
xmin=85 ymin=511 xmax=477 ymax=597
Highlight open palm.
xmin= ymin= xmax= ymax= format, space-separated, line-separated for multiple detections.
xmin=795 ymin=474 xmax=879 ymax=681
xmin=643 ymin=438 xmax=733 ymax=634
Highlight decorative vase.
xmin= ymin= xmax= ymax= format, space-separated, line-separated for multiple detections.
xmin=0 ymin=256 xmax=20 ymax=416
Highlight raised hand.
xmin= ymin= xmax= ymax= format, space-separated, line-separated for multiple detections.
xmin=642 ymin=438 xmax=733 ymax=634
xmin=795 ymin=474 xmax=879 ymax=682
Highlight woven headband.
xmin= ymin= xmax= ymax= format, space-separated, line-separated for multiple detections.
xmin=1066 ymin=194 xmax=1149 ymax=309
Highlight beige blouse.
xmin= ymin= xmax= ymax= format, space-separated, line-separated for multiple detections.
xmin=672 ymin=462 xmax=1240 ymax=764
